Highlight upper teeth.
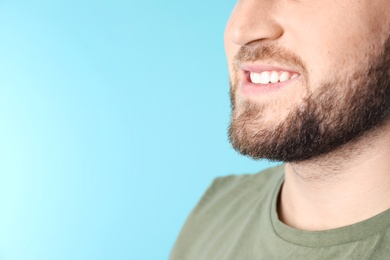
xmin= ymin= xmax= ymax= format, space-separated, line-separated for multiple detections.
xmin=250 ymin=71 xmax=299 ymax=84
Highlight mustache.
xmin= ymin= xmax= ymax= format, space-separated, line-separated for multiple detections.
xmin=233 ymin=44 xmax=307 ymax=74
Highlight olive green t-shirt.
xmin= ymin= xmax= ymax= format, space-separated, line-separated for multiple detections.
xmin=171 ymin=165 xmax=390 ymax=259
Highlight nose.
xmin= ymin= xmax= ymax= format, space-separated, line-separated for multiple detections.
xmin=225 ymin=0 xmax=284 ymax=46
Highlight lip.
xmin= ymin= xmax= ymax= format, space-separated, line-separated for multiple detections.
xmin=239 ymin=63 xmax=301 ymax=95
xmin=239 ymin=63 xmax=299 ymax=74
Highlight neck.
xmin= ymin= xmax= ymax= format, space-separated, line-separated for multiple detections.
xmin=279 ymin=122 xmax=390 ymax=231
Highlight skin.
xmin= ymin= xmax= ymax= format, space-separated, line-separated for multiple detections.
xmin=225 ymin=0 xmax=390 ymax=231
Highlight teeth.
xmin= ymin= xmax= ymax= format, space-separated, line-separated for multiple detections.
xmin=259 ymin=71 xmax=271 ymax=84
xmin=270 ymin=71 xmax=279 ymax=83
xmin=250 ymin=71 xmax=263 ymax=84
xmin=249 ymin=71 xmax=299 ymax=85
xmin=279 ymin=72 xmax=290 ymax=82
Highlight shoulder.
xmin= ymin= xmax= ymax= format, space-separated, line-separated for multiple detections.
xmin=170 ymin=165 xmax=285 ymax=259
xmin=212 ymin=164 xmax=284 ymax=189
xmin=192 ymin=164 xmax=284 ymax=217
xmin=207 ymin=164 xmax=284 ymax=198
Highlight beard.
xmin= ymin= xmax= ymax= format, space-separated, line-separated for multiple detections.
xmin=228 ymin=37 xmax=390 ymax=162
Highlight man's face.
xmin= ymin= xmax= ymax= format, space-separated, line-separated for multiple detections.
xmin=225 ymin=0 xmax=390 ymax=162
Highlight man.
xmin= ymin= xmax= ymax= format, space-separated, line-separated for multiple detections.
xmin=171 ymin=0 xmax=390 ymax=259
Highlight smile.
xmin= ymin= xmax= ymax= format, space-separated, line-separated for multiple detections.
xmin=249 ymin=71 xmax=299 ymax=84
xmin=239 ymin=64 xmax=301 ymax=95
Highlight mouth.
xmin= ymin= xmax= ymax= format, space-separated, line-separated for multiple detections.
xmin=239 ymin=64 xmax=301 ymax=95
xmin=248 ymin=71 xmax=299 ymax=84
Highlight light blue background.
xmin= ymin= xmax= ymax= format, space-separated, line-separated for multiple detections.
xmin=0 ymin=1 xmax=276 ymax=259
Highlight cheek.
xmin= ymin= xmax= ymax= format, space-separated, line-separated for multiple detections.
xmin=304 ymin=39 xmax=376 ymax=93
xmin=292 ymin=32 xmax=369 ymax=94
xmin=283 ymin=4 xmax=384 ymax=89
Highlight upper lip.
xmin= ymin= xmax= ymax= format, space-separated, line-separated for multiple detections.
xmin=239 ymin=63 xmax=300 ymax=75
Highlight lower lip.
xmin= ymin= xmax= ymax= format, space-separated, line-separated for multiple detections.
xmin=241 ymin=73 xmax=299 ymax=96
